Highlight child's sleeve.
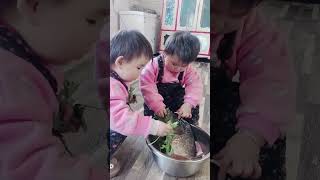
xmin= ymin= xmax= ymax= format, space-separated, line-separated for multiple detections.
xmin=140 ymin=60 xmax=166 ymax=113
xmin=0 ymin=70 xmax=104 ymax=180
xmin=110 ymin=79 xmax=153 ymax=137
xmin=236 ymin=11 xmax=296 ymax=145
xmin=182 ymin=66 xmax=203 ymax=107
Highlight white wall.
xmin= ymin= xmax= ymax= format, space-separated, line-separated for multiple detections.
xmin=110 ymin=0 xmax=134 ymax=37
xmin=134 ymin=0 xmax=163 ymax=15
xmin=110 ymin=0 xmax=163 ymax=37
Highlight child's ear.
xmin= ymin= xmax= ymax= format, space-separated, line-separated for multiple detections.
xmin=114 ymin=56 xmax=125 ymax=68
xmin=16 ymin=0 xmax=41 ymax=25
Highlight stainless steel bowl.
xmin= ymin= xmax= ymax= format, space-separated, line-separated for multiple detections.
xmin=146 ymin=125 xmax=210 ymax=177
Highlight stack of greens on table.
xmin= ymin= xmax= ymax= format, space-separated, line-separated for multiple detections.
xmin=154 ymin=109 xmax=180 ymax=155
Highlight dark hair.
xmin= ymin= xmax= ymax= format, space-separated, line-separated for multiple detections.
xmin=216 ymin=31 xmax=237 ymax=62
xmin=110 ymin=30 xmax=153 ymax=64
xmin=164 ymin=31 xmax=200 ymax=64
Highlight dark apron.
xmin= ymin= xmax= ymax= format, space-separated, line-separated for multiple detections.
xmin=144 ymin=55 xmax=200 ymax=125
xmin=211 ymin=36 xmax=286 ymax=180
xmin=108 ymin=71 xmax=128 ymax=159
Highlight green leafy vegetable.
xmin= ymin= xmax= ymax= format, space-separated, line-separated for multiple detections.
xmin=53 ymin=80 xmax=88 ymax=134
xmin=157 ymin=109 xmax=180 ymax=155
xmin=127 ymin=86 xmax=137 ymax=111
xmin=154 ymin=108 xmax=177 ymax=123
xmin=52 ymin=80 xmax=88 ymax=156
xmin=128 ymin=86 xmax=137 ymax=104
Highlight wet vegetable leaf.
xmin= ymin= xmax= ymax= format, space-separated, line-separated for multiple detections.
xmin=128 ymin=86 xmax=137 ymax=104
xmin=157 ymin=109 xmax=181 ymax=155
xmin=52 ymin=80 xmax=89 ymax=156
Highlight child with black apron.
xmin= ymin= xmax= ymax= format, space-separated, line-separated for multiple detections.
xmin=211 ymin=31 xmax=286 ymax=180
xmin=141 ymin=31 xmax=202 ymax=126
xmin=143 ymin=55 xmax=200 ymax=125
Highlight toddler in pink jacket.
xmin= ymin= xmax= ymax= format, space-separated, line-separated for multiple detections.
xmin=0 ymin=1 xmax=106 ymax=180
xmin=108 ymin=30 xmax=172 ymax=178
xmin=140 ymin=31 xmax=203 ymax=125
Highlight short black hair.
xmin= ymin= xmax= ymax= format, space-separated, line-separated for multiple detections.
xmin=110 ymin=30 xmax=153 ymax=64
xmin=164 ymin=31 xmax=200 ymax=64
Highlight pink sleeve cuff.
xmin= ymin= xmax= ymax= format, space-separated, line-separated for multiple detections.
xmin=149 ymin=102 xmax=166 ymax=114
xmin=129 ymin=115 xmax=153 ymax=137
xmin=236 ymin=114 xmax=281 ymax=145
xmin=147 ymin=119 xmax=159 ymax=137
xmin=184 ymin=99 xmax=197 ymax=108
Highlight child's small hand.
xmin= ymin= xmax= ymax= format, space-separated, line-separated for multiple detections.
xmin=156 ymin=108 xmax=167 ymax=118
xmin=176 ymin=103 xmax=192 ymax=118
xmin=149 ymin=120 xmax=173 ymax=136
xmin=214 ymin=131 xmax=265 ymax=179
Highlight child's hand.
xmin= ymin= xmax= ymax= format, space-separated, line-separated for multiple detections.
xmin=156 ymin=108 xmax=167 ymax=118
xmin=176 ymin=103 xmax=192 ymax=118
xmin=213 ymin=131 xmax=265 ymax=179
xmin=156 ymin=121 xmax=173 ymax=136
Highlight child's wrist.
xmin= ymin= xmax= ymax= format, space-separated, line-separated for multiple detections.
xmin=184 ymin=102 xmax=193 ymax=108
xmin=149 ymin=119 xmax=159 ymax=135
xmin=154 ymin=104 xmax=166 ymax=113
xmin=238 ymin=128 xmax=266 ymax=148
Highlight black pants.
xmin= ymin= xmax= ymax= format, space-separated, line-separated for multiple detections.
xmin=108 ymin=129 xmax=127 ymax=160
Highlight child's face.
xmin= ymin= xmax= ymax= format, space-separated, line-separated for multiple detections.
xmin=115 ymin=55 xmax=149 ymax=82
xmin=212 ymin=0 xmax=260 ymax=34
xmin=164 ymin=54 xmax=189 ymax=73
xmin=7 ymin=0 xmax=107 ymax=65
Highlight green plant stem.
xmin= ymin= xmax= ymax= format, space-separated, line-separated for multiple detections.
xmin=160 ymin=120 xmax=179 ymax=155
